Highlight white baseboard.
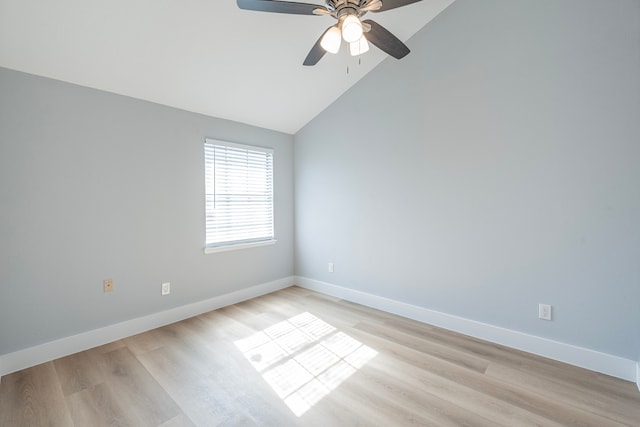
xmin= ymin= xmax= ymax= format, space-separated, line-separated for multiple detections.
xmin=295 ymin=276 xmax=637 ymax=382
xmin=0 ymin=276 xmax=294 ymax=378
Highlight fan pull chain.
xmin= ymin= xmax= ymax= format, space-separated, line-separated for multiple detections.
xmin=346 ymin=57 xmax=363 ymax=75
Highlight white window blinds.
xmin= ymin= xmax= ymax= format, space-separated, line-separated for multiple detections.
xmin=204 ymin=139 xmax=274 ymax=249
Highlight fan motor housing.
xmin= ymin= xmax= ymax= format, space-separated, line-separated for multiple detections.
xmin=327 ymin=0 xmax=365 ymax=19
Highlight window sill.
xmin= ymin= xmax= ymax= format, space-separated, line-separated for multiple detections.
xmin=204 ymin=239 xmax=277 ymax=254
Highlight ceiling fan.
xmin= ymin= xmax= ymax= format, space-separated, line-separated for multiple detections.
xmin=237 ymin=0 xmax=423 ymax=66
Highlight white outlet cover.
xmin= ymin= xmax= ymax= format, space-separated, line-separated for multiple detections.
xmin=539 ymin=304 xmax=552 ymax=320
xmin=162 ymin=282 xmax=171 ymax=296
xmin=328 ymin=262 xmax=334 ymax=273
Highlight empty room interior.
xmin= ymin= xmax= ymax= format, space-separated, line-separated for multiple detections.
xmin=1 ymin=0 xmax=639 ymax=425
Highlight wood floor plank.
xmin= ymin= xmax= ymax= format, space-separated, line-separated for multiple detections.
xmin=345 ymin=322 xmax=629 ymax=427
xmin=327 ymin=319 xmax=564 ymax=426
xmin=2 ymin=286 xmax=639 ymax=426
xmin=98 ymin=346 xmax=181 ymax=425
xmin=306 ymin=369 xmax=439 ymax=426
xmin=300 ymin=292 xmax=395 ymax=326
xmin=344 ymin=363 xmax=499 ymax=427
xmin=0 ymin=362 xmax=73 ymax=427
xmin=122 ymin=329 xmax=166 ymax=356
xmin=66 ymin=382 xmax=135 ymax=427
xmin=485 ymin=362 xmax=640 ymax=426
xmin=360 ymin=326 xmax=632 ymax=427
xmin=136 ymin=345 xmax=243 ymax=426
xmin=355 ymin=320 xmax=490 ymax=374
xmin=54 ymin=348 xmax=107 ymax=396
xmin=394 ymin=317 xmax=624 ymax=396
xmin=158 ymin=413 xmax=197 ymax=427
xmin=365 ymin=349 xmax=566 ymax=427
xmin=197 ymin=309 xmax=258 ymax=342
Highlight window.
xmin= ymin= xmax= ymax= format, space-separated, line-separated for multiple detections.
xmin=204 ymin=139 xmax=274 ymax=253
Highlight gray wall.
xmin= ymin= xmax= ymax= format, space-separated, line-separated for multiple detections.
xmin=294 ymin=0 xmax=640 ymax=360
xmin=0 ymin=67 xmax=294 ymax=355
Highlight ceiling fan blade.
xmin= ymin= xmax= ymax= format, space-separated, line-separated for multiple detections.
xmin=237 ymin=0 xmax=325 ymax=15
xmin=303 ymin=27 xmax=331 ymax=66
xmin=373 ymin=0 xmax=423 ymax=12
xmin=362 ymin=19 xmax=410 ymax=59
xmin=360 ymin=0 xmax=382 ymax=12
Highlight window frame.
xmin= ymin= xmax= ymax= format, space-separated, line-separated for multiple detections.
xmin=203 ymin=138 xmax=276 ymax=254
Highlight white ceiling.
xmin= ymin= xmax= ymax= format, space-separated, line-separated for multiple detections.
xmin=0 ymin=0 xmax=454 ymax=134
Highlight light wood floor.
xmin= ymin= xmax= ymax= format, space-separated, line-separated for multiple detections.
xmin=2 ymin=286 xmax=639 ymax=426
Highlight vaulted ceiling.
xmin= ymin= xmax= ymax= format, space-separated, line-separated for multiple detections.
xmin=0 ymin=0 xmax=454 ymax=133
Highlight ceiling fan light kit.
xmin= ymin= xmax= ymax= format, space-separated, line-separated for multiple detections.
xmin=346 ymin=37 xmax=368 ymax=57
xmin=350 ymin=35 xmax=370 ymax=56
xmin=341 ymin=14 xmax=363 ymax=43
xmin=320 ymin=26 xmax=342 ymax=53
xmin=237 ymin=0 xmax=422 ymax=65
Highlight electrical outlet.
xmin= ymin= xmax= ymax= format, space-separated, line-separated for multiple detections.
xmin=103 ymin=279 xmax=114 ymax=293
xmin=162 ymin=282 xmax=171 ymax=296
xmin=539 ymin=304 xmax=552 ymax=320
xmin=328 ymin=262 xmax=334 ymax=273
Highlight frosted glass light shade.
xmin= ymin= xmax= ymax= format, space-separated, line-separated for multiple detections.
xmin=341 ymin=15 xmax=363 ymax=43
xmin=321 ymin=26 xmax=341 ymax=54
xmin=349 ymin=36 xmax=369 ymax=56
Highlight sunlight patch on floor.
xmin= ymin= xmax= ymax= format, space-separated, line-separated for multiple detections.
xmin=234 ymin=312 xmax=377 ymax=416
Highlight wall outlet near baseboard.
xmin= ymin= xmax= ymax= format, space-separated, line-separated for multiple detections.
xmin=161 ymin=282 xmax=171 ymax=296
xmin=328 ymin=262 xmax=334 ymax=273
xmin=539 ymin=304 xmax=552 ymax=320
xmin=103 ymin=279 xmax=114 ymax=293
